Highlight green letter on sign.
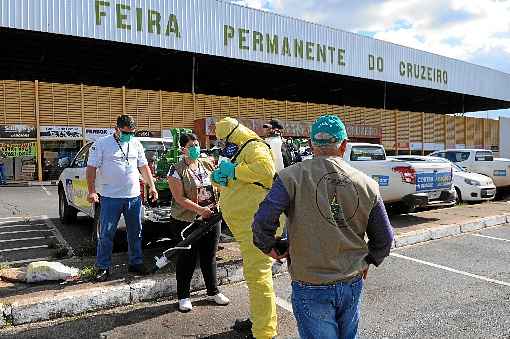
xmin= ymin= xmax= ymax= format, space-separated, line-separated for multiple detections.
xmin=338 ymin=49 xmax=346 ymax=66
xmin=253 ymin=31 xmax=264 ymax=52
xmin=165 ymin=14 xmax=180 ymax=37
xmin=224 ymin=25 xmax=235 ymax=46
xmin=306 ymin=42 xmax=314 ymax=60
xmin=266 ymin=34 xmax=278 ymax=54
xmin=239 ymin=28 xmax=250 ymax=50
xmin=148 ymin=10 xmax=161 ymax=34
xmin=95 ymin=0 xmax=110 ymax=26
xmin=116 ymin=4 xmax=131 ymax=30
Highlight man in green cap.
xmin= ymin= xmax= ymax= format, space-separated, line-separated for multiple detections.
xmin=252 ymin=115 xmax=394 ymax=339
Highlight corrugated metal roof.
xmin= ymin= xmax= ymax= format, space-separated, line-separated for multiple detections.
xmin=1 ymin=0 xmax=509 ymax=102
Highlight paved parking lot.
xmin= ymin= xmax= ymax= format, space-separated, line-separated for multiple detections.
xmin=2 ymin=223 xmax=509 ymax=338
xmin=0 ymin=186 xmax=71 ymax=265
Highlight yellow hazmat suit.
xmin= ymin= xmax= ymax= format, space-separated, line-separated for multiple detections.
xmin=216 ymin=117 xmax=277 ymax=339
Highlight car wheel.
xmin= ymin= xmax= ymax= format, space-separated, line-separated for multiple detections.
xmin=455 ymin=187 xmax=462 ymax=203
xmin=92 ymin=202 xmax=101 ymax=243
xmin=59 ymin=186 xmax=78 ymax=224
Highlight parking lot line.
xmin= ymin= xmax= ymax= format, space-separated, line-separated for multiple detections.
xmin=0 ymin=223 xmax=47 ymax=229
xmin=0 ymin=236 xmax=56 ymax=243
xmin=470 ymin=233 xmax=510 ymax=242
xmin=0 ymin=216 xmax=23 ymax=220
xmin=390 ymin=253 xmax=510 ymax=287
xmin=0 ymin=245 xmax=48 ymax=253
xmin=0 ymin=229 xmax=53 ymax=235
xmin=275 ymin=296 xmax=294 ymax=313
xmin=41 ymin=186 xmax=52 ymax=196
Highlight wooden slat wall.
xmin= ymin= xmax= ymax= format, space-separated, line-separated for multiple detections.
xmin=0 ymin=80 xmax=502 ymax=150
xmin=410 ymin=112 xmax=422 ymax=144
xmin=0 ymin=80 xmax=36 ymax=126
xmin=434 ymin=114 xmax=444 ymax=146
xmin=424 ymin=112 xmax=435 ymax=145
xmin=455 ymin=116 xmax=465 ymax=145
xmin=445 ymin=115 xmax=456 ymax=147
xmin=381 ymin=110 xmax=396 ymax=149
xmin=397 ymin=111 xmax=410 ymax=145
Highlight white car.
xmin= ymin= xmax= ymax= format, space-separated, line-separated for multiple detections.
xmin=430 ymin=149 xmax=510 ymax=189
xmin=393 ymin=156 xmax=496 ymax=202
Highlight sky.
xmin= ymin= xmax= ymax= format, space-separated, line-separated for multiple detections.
xmin=231 ymin=0 xmax=510 ymax=120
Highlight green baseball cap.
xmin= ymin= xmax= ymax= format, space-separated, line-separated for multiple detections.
xmin=310 ymin=115 xmax=348 ymax=145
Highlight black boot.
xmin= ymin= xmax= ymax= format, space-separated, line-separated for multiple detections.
xmin=95 ymin=268 xmax=110 ymax=282
xmin=232 ymin=318 xmax=252 ymax=332
xmin=128 ymin=264 xmax=148 ymax=276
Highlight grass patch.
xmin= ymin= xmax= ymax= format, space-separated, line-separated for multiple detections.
xmin=79 ymin=265 xmax=97 ymax=281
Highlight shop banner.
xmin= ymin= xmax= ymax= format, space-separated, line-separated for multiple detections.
xmin=84 ymin=128 xmax=115 ymax=141
xmin=41 ymin=126 xmax=83 ymax=140
xmin=0 ymin=142 xmax=37 ymax=158
xmin=0 ymin=125 xmax=36 ymax=139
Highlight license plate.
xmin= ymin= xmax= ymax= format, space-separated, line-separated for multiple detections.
xmin=428 ymin=191 xmax=441 ymax=200
xmin=485 ymin=189 xmax=496 ymax=196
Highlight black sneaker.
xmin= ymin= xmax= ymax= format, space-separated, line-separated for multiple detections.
xmin=95 ymin=269 xmax=110 ymax=282
xmin=232 ymin=318 xmax=252 ymax=332
xmin=128 ymin=264 xmax=148 ymax=275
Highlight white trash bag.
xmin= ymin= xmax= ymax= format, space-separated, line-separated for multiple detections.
xmin=26 ymin=261 xmax=80 ymax=283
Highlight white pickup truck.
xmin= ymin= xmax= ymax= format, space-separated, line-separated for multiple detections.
xmin=344 ymin=143 xmax=455 ymax=211
xmin=429 ymin=149 xmax=510 ymax=188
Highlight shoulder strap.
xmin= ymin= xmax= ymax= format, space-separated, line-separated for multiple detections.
xmin=231 ymin=139 xmax=270 ymax=163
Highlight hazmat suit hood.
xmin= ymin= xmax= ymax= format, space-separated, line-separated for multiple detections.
xmin=215 ymin=117 xmax=261 ymax=146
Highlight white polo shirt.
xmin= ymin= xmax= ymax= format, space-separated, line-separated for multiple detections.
xmin=87 ymin=134 xmax=148 ymax=198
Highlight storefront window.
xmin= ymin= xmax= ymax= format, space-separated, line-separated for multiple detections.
xmin=0 ymin=141 xmax=38 ymax=182
xmin=41 ymin=140 xmax=82 ymax=181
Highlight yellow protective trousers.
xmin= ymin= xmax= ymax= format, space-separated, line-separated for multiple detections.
xmin=224 ymin=213 xmax=277 ymax=339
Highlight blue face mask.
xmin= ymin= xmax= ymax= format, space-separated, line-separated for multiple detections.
xmin=119 ymin=131 xmax=135 ymax=143
xmin=188 ymin=145 xmax=201 ymax=160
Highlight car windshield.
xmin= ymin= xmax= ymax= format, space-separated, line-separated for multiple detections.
xmin=445 ymin=151 xmax=470 ymax=163
xmin=350 ymin=146 xmax=386 ymax=161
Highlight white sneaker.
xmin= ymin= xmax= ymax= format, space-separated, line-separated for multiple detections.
xmin=208 ymin=293 xmax=230 ymax=306
xmin=178 ymin=298 xmax=193 ymax=312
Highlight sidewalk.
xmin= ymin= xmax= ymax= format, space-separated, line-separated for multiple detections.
xmin=0 ymin=181 xmax=58 ymax=187
xmin=1 ymin=200 xmax=509 ymax=328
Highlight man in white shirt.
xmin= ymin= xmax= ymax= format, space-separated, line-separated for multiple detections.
xmin=86 ymin=115 xmax=158 ymax=282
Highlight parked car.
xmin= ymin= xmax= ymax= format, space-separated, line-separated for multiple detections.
xmin=343 ymin=143 xmax=455 ymax=212
xmin=58 ymin=137 xmax=174 ymax=240
xmin=430 ymin=149 xmax=510 ymax=188
xmin=392 ymin=155 xmax=496 ymax=203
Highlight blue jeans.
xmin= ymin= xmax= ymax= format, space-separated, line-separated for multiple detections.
xmin=96 ymin=196 xmax=143 ymax=269
xmin=291 ymin=276 xmax=364 ymax=339
xmin=0 ymin=167 xmax=6 ymax=184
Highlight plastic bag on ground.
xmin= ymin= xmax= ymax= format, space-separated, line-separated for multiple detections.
xmin=26 ymin=261 xmax=80 ymax=283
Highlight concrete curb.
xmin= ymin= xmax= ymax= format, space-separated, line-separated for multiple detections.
xmin=1 ymin=214 xmax=509 ymax=328
xmin=1 ymin=259 xmax=246 ymax=327
xmin=393 ymin=213 xmax=510 ymax=248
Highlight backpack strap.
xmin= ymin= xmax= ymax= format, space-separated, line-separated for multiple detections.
xmin=231 ymin=139 xmax=272 ymax=190
xmin=231 ymin=139 xmax=270 ymax=163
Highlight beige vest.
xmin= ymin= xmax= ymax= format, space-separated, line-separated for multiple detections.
xmin=171 ymin=159 xmax=215 ymax=222
xmin=279 ymin=156 xmax=379 ymax=284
